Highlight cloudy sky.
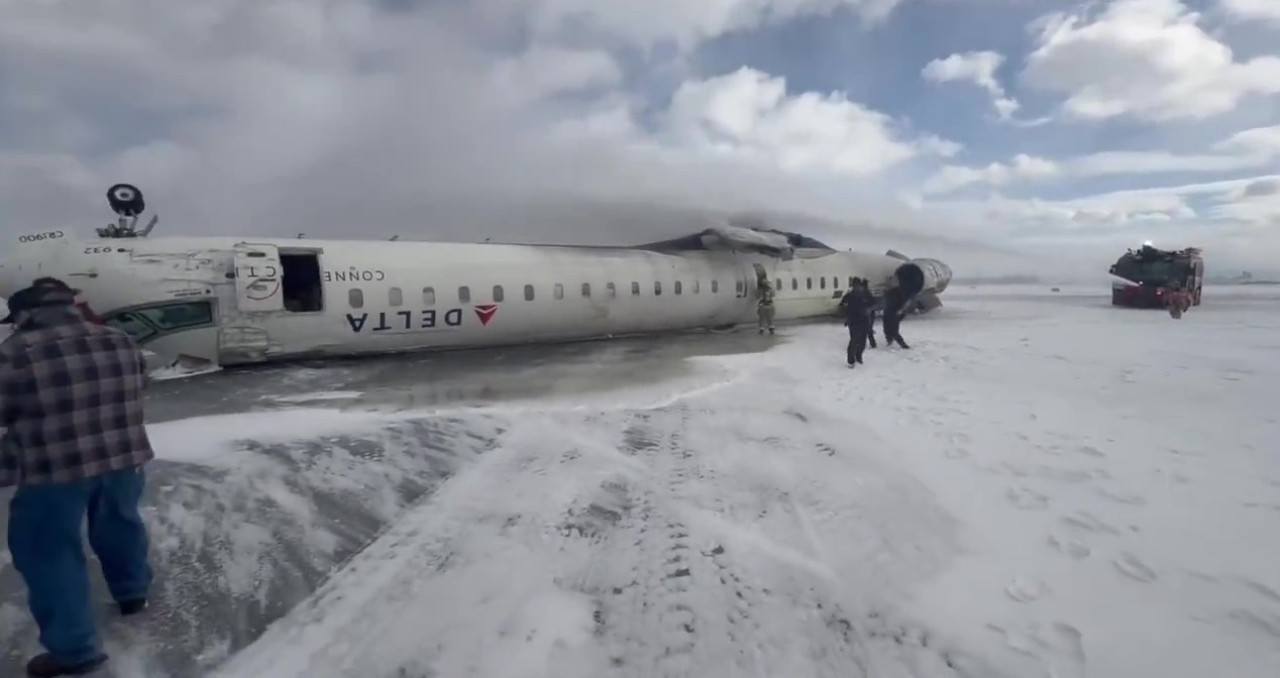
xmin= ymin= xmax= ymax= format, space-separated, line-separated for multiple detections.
xmin=2 ymin=0 xmax=1278 ymax=278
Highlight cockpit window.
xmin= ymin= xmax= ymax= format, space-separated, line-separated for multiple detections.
xmin=104 ymin=313 xmax=158 ymax=342
xmin=102 ymin=301 xmax=213 ymax=343
xmin=134 ymin=302 xmax=213 ymax=330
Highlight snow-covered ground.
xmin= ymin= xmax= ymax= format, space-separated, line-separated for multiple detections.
xmin=200 ymin=285 xmax=1279 ymax=678
xmin=6 ymin=285 xmax=1278 ymax=677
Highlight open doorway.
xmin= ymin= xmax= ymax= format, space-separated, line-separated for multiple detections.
xmin=280 ymin=252 xmax=324 ymax=312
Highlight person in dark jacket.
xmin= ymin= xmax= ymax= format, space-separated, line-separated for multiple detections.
xmin=864 ymin=288 xmax=879 ymax=349
xmin=0 ymin=284 xmax=154 ymax=677
xmin=881 ymin=285 xmax=911 ymax=349
xmin=839 ymin=279 xmax=872 ymax=366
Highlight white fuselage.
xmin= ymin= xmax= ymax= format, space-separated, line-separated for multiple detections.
xmin=1 ymin=231 xmax=950 ymax=369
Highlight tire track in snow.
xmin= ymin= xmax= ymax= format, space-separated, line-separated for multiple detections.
xmin=579 ymin=405 xmax=983 ymax=678
xmin=212 ymin=397 xmax=982 ymax=678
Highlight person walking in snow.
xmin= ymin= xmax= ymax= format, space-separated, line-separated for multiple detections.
xmin=839 ymin=279 xmax=872 ymax=366
xmin=756 ymin=276 xmax=776 ymax=335
xmin=881 ymin=283 xmax=911 ymax=349
xmin=0 ymin=284 xmax=154 ymax=677
xmin=1166 ymin=281 xmax=1190 ymax=319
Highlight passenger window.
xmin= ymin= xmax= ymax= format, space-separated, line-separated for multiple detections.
xmin=792 ymin=278 xmax=798 ymax=290
xmin=693 ymin=280 xmax=700 ymax=294
xmin=711 ymin=279 xmax=719 ymax=293
xmin=848 ymin=276 xmax=855 ymax=288
xmin=806 ymin=278 xmax=812 ymax=290
xmin=389 ymin=287 xmax=403 ymax=307
xmin=833 ymin=277 xmax=839 ymax=289
xmin=554 ymin=283 xmax=564 ymax=300
xmin=654 ymin=281 xmax=662 ymax=295
xmin=674 ymin=281 xmax=682 ymax=295
xmin=524 ymin=284 xmax=535 ymax=301
xmin=493 ymin=285 xmax=504 ymax=302
xmin=582 ymin=283 xmax=591 ymax=297
xmin=458 ymin=286 xmax=470 ymax=303
xmin=423 ymin=287 xmax=435 ymax=305
xmin=820 ymin=277 xmax=826 ymax=290
xmin=735 ymin=280 xmax=744 ymax=294
xmin=606 ymin=282 xmax=616 ymax=297
xmin=775 ymin=278 xmax=782 ymax=291
xmin=631 ymin=282 xmax=640 ymax=295
xmin=349 ymin=288 xmax=364 ymax=308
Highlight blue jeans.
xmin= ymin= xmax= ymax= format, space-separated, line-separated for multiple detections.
xmin=7 ymin=465 xmax=152 ymax=663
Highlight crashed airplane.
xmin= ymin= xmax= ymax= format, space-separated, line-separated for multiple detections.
xmin=0 ymin=184 xmax=952 ymax=371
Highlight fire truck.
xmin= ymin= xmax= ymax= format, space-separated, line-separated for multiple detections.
xmin=1109 ymin=244 xmax=1204 ymax=308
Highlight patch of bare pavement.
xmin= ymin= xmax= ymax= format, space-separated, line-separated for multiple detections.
xmin=143 ymin=329 xmax=785 ymax=423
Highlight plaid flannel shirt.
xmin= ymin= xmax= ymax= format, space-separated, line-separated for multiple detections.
xmin=0 ymin=309 xmax=154 ymax=486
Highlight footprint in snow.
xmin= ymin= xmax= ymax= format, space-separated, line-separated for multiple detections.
xmin=1076 ymin=445 xmax=1106 ymax=458
xmin=1112 ymin=552 xmax=1157 ymax=583
xmin=1095 ymin=487 xmax=1147 ymax=506
xmin=1004 ymin=577 xmax=1051 ymax=603
xmin=1006 ymin=486 xmax=1050 ymax=510
xmin=1046 ymin=534 xmax=1091 ymax=559
xmin=1060 ymin=511 xmax=1121 ymax=535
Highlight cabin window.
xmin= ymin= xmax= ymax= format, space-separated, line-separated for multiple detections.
xmin=524 ymin=284 xmax=535 ymax=301
xmin=832 ymin=276 xmax=839 ymax=289
xmin=606 ymin=282 xmax=616 ymax=297
xmin=735 ymin=280 xmax=744 ymax=295
xmin=349 ymin=289 xmax=364 ymax=308
xmin=423 ymin=287 xmax=435 ymax=305
xmin=674 ymin=281 xmax=682 ymax=295
xmin=582 ymin=283 xmax=591 ymax=297
xmin=806 ymin=278 xmax=813 ymax=290
xmin=791 ymin=278 xmax=798 ymax=290
xmin=554 ymin=283 xmax=564 ymax=300
xmin=693 ymin=280 xmax=700 ymax=294
xmin=458 ymin=286 xmax=471 ymax=303
xmin=775 ymin=278 xmax=782 ymax=291
xmin=631 ymin=282 xmax=640 ymax=296
xmin=820 ymin=277 xmax=826 ymax=290
xmin=493 ymin=285 xmax=504 ymax=302
xmin=848 ymin=276 xmax=855 ymax=288
xmin=711 ymin=279 xmax=719 ymax=293
xmin=389 ymin=287 xmax=403 ymax=307
xmin=654 ymin=281 xmax=662 ymax=295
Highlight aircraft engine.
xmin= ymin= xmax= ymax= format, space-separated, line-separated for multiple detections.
xmin=887 ymin=255 xmax=952 ymax=314
xmin=891 ymin=257 xmax=952 ymax=298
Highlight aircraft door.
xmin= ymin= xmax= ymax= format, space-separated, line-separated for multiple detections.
xmin=233 ymin=243 xmax=285 ymax=313
xmin=735 ymin=263 xmax=754 ymax=299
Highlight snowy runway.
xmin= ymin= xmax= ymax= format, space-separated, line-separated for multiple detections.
xmin=3 ymin=285 xmax=1277 ymax=677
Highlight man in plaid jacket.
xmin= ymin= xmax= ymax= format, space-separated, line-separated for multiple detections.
xmin=0 ymin=281 xmax=154 ymax=677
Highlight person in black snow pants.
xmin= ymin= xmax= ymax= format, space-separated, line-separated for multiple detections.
xmin=839 ymin=281 xmax=872 ymax=367
xmin=881 ymin=286 xmax=911 ymax=349
xmin=864 ymin=291 xmax=879 ymax=349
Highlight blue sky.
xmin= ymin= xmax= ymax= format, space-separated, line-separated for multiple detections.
xmin=1 ymin=0 xmax=1278 ymax=275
